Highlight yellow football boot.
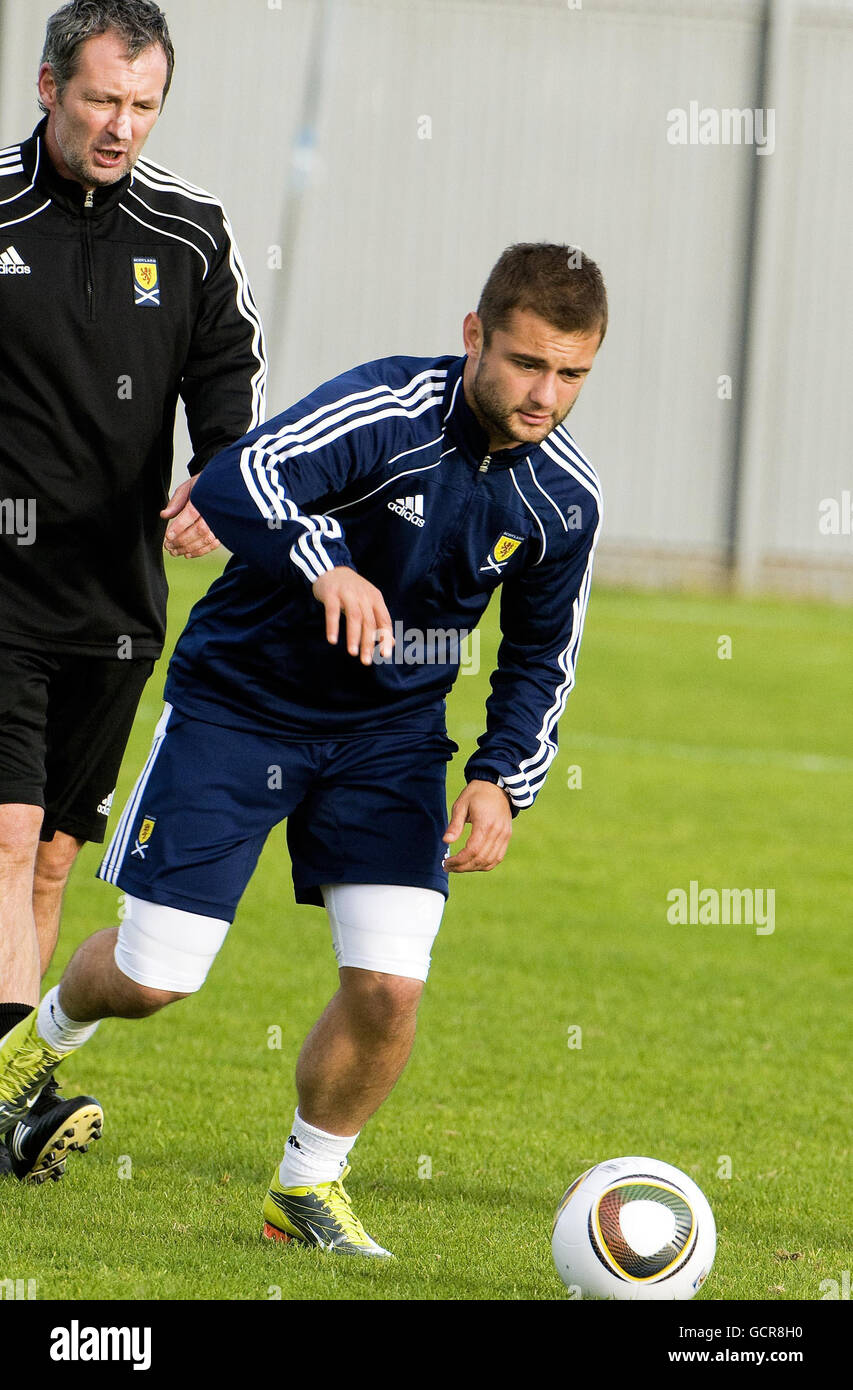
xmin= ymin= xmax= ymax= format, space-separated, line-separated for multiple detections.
xmin=262 ymin=1164 xmax=393 ymax=1258
xmin=0 ymin=1009 xmax=65 ymax=1130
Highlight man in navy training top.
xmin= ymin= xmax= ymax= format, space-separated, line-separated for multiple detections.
xmin=0 ymin=242 xmax=606 ymax=1257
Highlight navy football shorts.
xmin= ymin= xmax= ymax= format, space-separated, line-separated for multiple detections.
xmin=98 ymin=704 xmax=457 ymax=920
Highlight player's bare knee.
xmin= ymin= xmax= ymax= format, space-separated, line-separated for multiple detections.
xmin=116 ymin=977 xmax=189 ymax=1017
xmin=341 ymin=968 xmax=423 ymax=1037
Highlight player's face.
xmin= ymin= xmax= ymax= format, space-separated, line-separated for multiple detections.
xmin=462 ymin=308 xmax=601 ymax=452
xmin=38 ymin=29 xmax=168 ymax=190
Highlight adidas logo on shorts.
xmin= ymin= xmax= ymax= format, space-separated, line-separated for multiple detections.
xmin=387 ymin=495 xmax=425 ymax=528
xmin=0 ymin=245 xmax=31 ymax=274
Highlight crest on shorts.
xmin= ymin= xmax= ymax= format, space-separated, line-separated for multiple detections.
xmin=479 ymin=532 xmax=523 ymax=575
xmin=131 ymin=815 xmax=156 ymax=859
xmin=133 ymin=257 xmax=160 ymax=306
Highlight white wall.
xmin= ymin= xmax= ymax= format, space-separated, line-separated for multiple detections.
xmin=2 ymin=0 xmax=851 ymax=596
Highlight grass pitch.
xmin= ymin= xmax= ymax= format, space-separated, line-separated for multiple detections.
xmin=1 ymin=556 xmax=849 ymax=1301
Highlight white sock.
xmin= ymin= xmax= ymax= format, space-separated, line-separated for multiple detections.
xmin=36 ymin=986 xmax=100 ymax=1054
xmin=278 ymin=1109 xmax=359 ymax=1188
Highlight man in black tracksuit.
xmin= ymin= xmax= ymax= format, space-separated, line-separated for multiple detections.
xmin=0 ymin=0 xmax=267 ymax=1181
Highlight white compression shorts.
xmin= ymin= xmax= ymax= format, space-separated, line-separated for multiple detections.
xmin=114 ymin=895 xmax=231 ymax=993
xmin=321 ymin=883 xmax=445 ymax=983
xmin=114 ymin=884 xmax=446 ymax=993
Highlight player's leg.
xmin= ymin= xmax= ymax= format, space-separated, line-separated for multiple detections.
xmin=296 ymin=882 xmax=450 ymax=1134
xmin=0 ymin=900 xmax=214 ymax=1184
xmin=264 ymin=721 xmax=454 ymax=1258
xmin=57 ymin=922 xmax=192 ymax=1022
xmin=0 ymin=886 xmax=236 ymax=1182
xmin=294 ymin=966 xmax=423 ymax=1132
xmin=1 ymin=705 xmax=309 ymax=1183
xmin=1 ymin=693 xmax=204 ymax=1182
xmin=263 ymin=883 xmax=445 ymax=1257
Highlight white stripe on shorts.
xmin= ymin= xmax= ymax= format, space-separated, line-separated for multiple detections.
xmin=98 ymin=703 xmax=172 ymax=885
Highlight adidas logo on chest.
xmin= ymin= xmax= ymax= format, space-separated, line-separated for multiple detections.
xmin=387 ymin=495 xmax=425 ymax=528
xmin=0 ymin=245 xmax=30 ymax=274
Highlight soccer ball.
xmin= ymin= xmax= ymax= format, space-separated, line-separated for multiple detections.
xmin=551 ymin=1156 xmax=716 ymax=1300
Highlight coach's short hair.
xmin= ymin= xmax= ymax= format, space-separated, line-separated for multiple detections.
xmin=38 ymin=0 xmax=175 ymax=114
xmin=477 ymin=243 xmax=608 ymax=345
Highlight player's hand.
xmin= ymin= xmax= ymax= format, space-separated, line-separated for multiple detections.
xmin=443 ymin=780 xmax=513 ymax=873
xmin=312 ymin=567 xmax=394 ymax=666
xmin=161 ymin=475 xmax=220 ymax=558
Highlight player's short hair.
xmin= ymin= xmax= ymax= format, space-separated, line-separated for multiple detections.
xmin=38 ymin=0 xmax=175 ymax=114
xmin=477 ymin=243 xmax=608 ymax=346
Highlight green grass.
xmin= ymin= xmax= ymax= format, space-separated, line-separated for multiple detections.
xmin=1 ymin=557 xmax=850 ymax=1301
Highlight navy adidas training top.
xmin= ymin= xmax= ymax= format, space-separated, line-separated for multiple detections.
xmin=166 ymin=353 xmax=602 ymax=813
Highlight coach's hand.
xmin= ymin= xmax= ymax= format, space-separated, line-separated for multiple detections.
xmin=162 ymin=475 xmax=220 ymax=559
xmin=443 ymin=780 xmax=513 ymax=873
xmin=312 ymin=567 xmax=394 ymax=665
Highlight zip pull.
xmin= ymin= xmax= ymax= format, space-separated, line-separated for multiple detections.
xmin=478 ymin=454 xmax=491 ymax=474
xmin=84 ymin=189 xmax=94 ymax=210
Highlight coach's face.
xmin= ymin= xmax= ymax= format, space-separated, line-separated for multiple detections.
xmin=462 ymin=307 xmax=601 ymax=452
xmin=38 ymin=29 xmax=168 ymax=190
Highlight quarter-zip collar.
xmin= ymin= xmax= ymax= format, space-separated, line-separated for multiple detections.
xmin=29 ymin=116 xmax=131 ymax=218
xmin=441 ymin=355 xmax=534 ymax=471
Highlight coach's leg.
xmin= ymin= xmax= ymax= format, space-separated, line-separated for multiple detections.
xmin=296 ymin=967 xmax=423 ymax=1134
xmin=0 ymin=803 xmax=46 ymax=1006
xmin=32 ymin=831 xmax=84 ymax=979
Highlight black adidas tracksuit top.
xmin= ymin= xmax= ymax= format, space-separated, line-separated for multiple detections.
xmin=0 ymin=118 xmax=267 ymax=659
